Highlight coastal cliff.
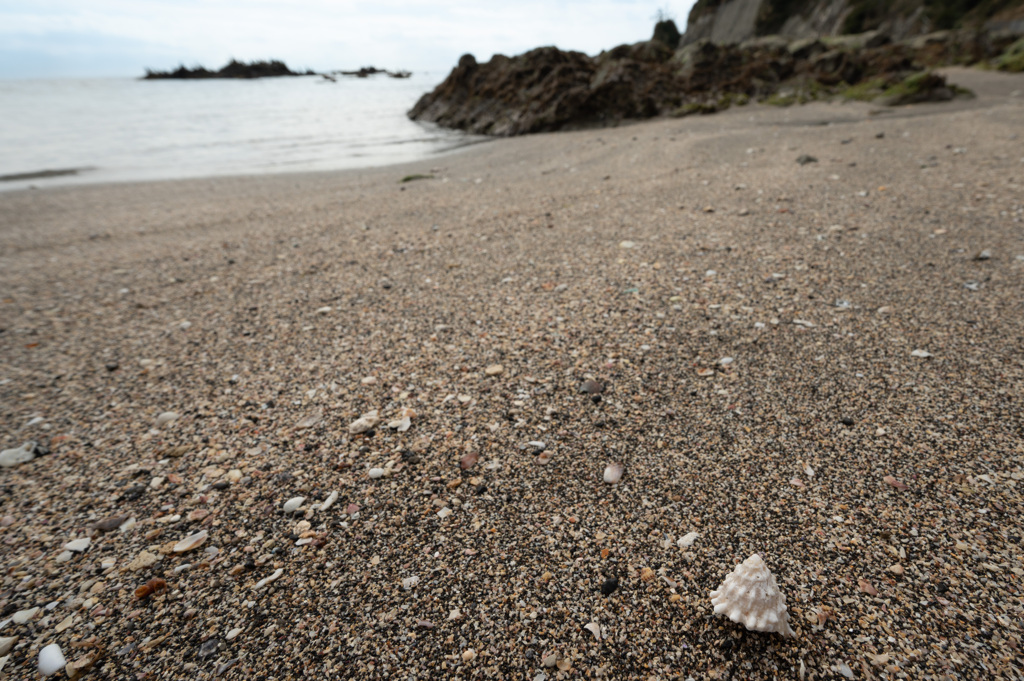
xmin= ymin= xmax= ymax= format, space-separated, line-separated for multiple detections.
xmin=409 ymin=2 xmax=1024 ymax=137
xmin=682 ymin=0 xmax=1024 ymax=45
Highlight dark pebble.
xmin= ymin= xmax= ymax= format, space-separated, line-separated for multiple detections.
xmin=199 ymin=638 xmax=221 ymax=658
xmin=840 ymin=417 xmax=855 ymax=426
xmin=89 ymin=513 xmax=130 ymax=531
xmin=600 ymin=577 xmax=619 ymax=596
xmin=212 ymin=481 xmax=230 ymax=490
xmin=122 ymin=485 xmax=146 ymax=501
xmin=105 ymin=361 xmax=119 ymax=371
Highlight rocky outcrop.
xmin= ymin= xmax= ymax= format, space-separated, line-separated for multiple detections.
xmin=143 ymin=59 xmax=314 ymax=79
xmin=407 ymin=47 xmax=680 ymax=136
xmin=409 ymin=34 xmax=983 ymax=136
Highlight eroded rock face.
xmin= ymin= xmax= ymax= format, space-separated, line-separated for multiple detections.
xmin=407 ymin=29 xmax=993 ymax=137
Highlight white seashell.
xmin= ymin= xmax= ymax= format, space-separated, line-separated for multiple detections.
xmin=0 ymin=442 xmax=36 ymax=468
xmin=603 ymin=462 xmax=624 ymax=484
xmin=710 ymin=554 xmax=795 ymax=637
xmin=584 ymin=622 xmax=602 ymax=640
xmin=678 ymin=532 xmax=700 ymax=547
xmin=401 ymin=576 xmax=419 ymax=590
xmin=283 ymin=497 xmax=305 ymax=513
xmin=38 ymin=643 xmax=66 ymax=676
xmin=348 ymin=410 xmax=380 ymax=434
xmin=254 ymin=568 xmax=283 ymax=589
xmin=63 ymin=537 xmax=90 ymax=553
xmin=910 ymin=349 xmax=933 ymax=358
xmin=173 ymin=530 xmax=208 ymax=553
xmin=387 ymin=417 xmax=411 ymax=432
xmin=0 ymin=637 xmax=16 ymax=655
xmin=320 ymin=491 xmax=339 ymax=511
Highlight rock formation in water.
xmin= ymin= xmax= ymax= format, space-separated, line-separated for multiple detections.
xmin=143 ymin=59 xmax=315 ymax=79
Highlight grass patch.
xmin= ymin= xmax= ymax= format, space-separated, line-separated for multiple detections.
xmin=764 ymin=92 xmax=798 ymax=106
xmin=399 ymin=173 xmax=434 ymax=183
xmin=671 ymin=101 xmax=717 ymax=117
xmin=996 ymin=37 xmax=1024 ymax=72
xmin=841 ymin=78 xmax=887 ymax=101
xmin=881 ymin=70 xmax=974 ymax=105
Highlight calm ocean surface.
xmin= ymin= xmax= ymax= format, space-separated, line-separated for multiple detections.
xmin=0 ymin=72 xmax=481 ymax=191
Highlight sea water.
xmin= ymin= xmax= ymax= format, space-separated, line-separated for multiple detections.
xmin=0 ymin=72 xmax=479 ymax=191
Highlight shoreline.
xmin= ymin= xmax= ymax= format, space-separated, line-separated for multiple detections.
xmin=1 ymin=66 xmax=1022 ymax=679
xmin=1 ymin=67 xmax=1016 ymax=196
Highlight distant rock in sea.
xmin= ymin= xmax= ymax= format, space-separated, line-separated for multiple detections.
xmin=143 ymin=59 xmax=315 ymax=80
xmin=333 ymin=67 xmax=412 ymax=79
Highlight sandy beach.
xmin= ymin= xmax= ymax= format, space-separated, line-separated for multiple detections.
xmin=1 ymin=66 xmax=1023 ymax=679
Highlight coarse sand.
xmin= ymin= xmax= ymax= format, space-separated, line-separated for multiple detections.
xmin=1 ymin=67 xmax=1023 ymax=679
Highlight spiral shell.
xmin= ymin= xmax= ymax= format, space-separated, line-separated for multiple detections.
xmin=710 ymin=554 xmax=795 ymax=637
xmin=640 ymin=567 xmax=656 ymax=583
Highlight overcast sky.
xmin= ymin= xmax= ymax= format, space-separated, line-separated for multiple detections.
xmin=0 ymin=0 xmax=698 ymax=79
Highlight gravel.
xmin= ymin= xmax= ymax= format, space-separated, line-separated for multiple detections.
xmin=0 ymin=67 xmax=1022 ymax=678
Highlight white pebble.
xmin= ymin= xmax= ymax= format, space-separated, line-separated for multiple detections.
xmin=64 ymin=538 xmax=90 ymax=553
xmin=173 ymin=530 xmax=208 ymax=553
xmin=154 ymin=411 xmax=179 ymax=428
xmin=348 ymin=410 xmax=380 ymax=434
xmin=603 ymin=462 xmax=624 ymax=484
xmin=283 ymin=497 xmax=305 ymax=513
xmin=54 ymin=551 xmax=73 ymax=564
xmin=226 ymin=627 xmax=243 ymax=640
xmin=0 ymin=636 xmax=16 ymax=655
xmin=678 ymin=532 xmax=700 ymax=547
xmin=254 ymin=568 xmax=283 ymax=589
xmin=38 ymin=643 xmax=66 ymax=676
xmin=368 ymin=467 xmax=386 ymax=479
xmin=12 ymin=607 xmax=39 ymax=624
xmin=320 ymin=491 xmax=339 ymax=511
xmin=437 ymin=507 xmax=452 ymax=519
xmin=402 ymin=576 xmax=419 ymax=590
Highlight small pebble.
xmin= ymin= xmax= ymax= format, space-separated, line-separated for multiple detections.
xmin=603 ymin=462 xmax=624 ymax=484
xmin=38 ymin=643 xmax=66 ymax=676
xmin=155 ymin=411 xmax=179 ymax=428
xmin=283 ymin=497 xmax=305 ymax=513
